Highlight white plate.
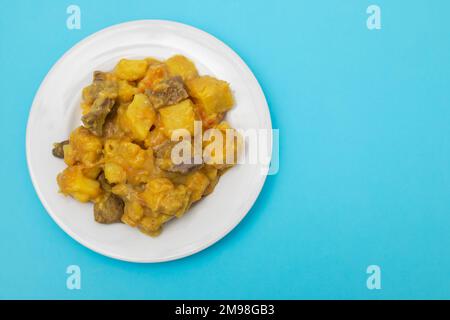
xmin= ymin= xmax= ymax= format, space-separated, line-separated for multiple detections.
xmin=26 ymin=20 xmax=271 ymax=263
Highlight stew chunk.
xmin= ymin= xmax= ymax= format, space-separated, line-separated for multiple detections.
xmin=94 ymin=193 xmax=124 ymax=224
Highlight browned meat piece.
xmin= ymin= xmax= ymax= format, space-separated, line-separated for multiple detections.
xmin=98 ymin=172 xmax=112 ymax=192
xmin=81 ymin=71 xmax=119 ymax=136
xmin=153 ymin=140 xmax=173 ymax=156
xmin=82 ymin=72 xmax=118 ymax=105
xmin=81 ymin=95 xmax=116 ymax=136
xmin=93 ymin=192 xmax=124 ymax=224
xmin=93 ymin=71 xmax=107 ymax=82
xmin=145 ymin=76 xmax=188 ymax=109
xmin=101 ymin=101 xmax=121 ymax=139
xmin=166 ymin=162 xmax=202 ymax=174
xmin=52 ymin=140 xmax=69 ymax=158
xmin=154 ymin=141 xmax=202 ymax=174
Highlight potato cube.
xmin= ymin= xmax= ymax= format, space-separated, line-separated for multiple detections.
xmin=125 ymin=93 xmax=156 ymax=141
xmin=159 ymin=99 xmax=196 ymax=137
xmin=64 ymin=126 xmax=102 ymax=166
xmin=57 ymin=165 xmax=101 ymax=202
xmin=145 ymin=57 xmax=162 ymax=65
xmin=203 ymin=122 xmax=241 ymax=169
xmin=186 ymin=76 xmax=234 ymax=115
xmin=82 ymin=165 xmax=102 ymax=180
xmin=122 ymin=201 xmax=144 ymax=227
xmin=166 ymin=55 xmax=198 ymax=81
xmin=185 ymin=171 xmax=210 ymax=202
xmin=104 ymin=162 xmax=126 ymax=184
xmin=115 ymin=59 xmax=148 ymax=81
xmin=118 ymin=80 xmax=137 ymax=102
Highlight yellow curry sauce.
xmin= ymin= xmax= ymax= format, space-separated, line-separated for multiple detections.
xmin=53 ymin=55 xmax=237 ymax=236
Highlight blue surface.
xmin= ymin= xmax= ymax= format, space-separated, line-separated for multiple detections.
xmin=1 ymin=0 xmax=450 ymax=299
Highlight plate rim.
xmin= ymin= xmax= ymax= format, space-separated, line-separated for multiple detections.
xmin=25 ymin=19 xmax=272 ymax=263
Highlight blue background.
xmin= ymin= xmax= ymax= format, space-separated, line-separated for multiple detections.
xmin=1 ymin=0 xmax=449 ymax=299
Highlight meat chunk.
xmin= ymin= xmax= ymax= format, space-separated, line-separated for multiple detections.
xmin=93 ymin=71 xmax=107 ymax=82
xmin=167 ymin=162 xmax=202 ymax=174
xmin=93 ymin=192 xmax=124 ymax=224
xmin=145 ymin=76 xmax=188 ymax=109
xmin=81 ymin=95 xmax=116 ymax=136
xmin=52 ymin=140 xmax=69 ymax=158
xmin=154 ymin=141 xmax=202 ymax=174
xmin=82 ymin=72 xmax=118 ymax=105
xmin=98 ymin=172 xmax=112 ymax=192
xmin=81 ymin=71 xmax=119 ymax=136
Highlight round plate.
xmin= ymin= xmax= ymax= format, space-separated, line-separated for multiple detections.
xmin=26 ymin=20 xmax=271 ymax=263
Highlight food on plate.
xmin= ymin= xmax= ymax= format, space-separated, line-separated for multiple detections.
xmin=53 ymin=55 xmax=239 ymax=236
